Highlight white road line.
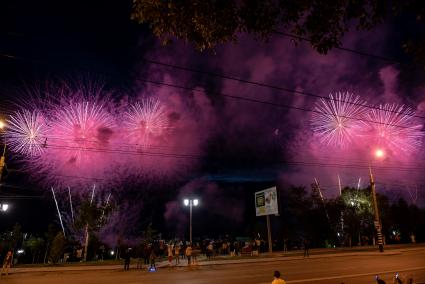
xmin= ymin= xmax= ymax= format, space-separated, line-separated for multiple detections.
xmin=260 ymin=266 xmax=425 ymax=283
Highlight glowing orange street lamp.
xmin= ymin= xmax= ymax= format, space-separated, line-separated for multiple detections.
xmin=374 ymin=149 xmax=385 ymax=159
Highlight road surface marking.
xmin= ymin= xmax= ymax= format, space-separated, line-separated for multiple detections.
xmin=260 ymin=266 xmax=425 ymax=283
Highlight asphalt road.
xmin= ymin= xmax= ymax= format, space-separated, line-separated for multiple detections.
xmin=2 ymin=249 xmax=425 ymax=284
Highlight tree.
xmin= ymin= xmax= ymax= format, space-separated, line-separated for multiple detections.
xmin=24 ymin=236 xmax=45 ymax=264
xmin=49 ymin=232 xmax=65 ymax=264
xmin=131 ymin=0 xmax=425 ymax=59
xmin=340 ymin=187 xmax=374 ymax=247
xmin=44 ymin=224 xmax=59 ymax=264
xmin=74 ymin=200 xmax=113 ymax=261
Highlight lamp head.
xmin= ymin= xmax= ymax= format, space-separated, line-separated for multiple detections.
xmin=374 ymin=148 xmax=385 ymax=159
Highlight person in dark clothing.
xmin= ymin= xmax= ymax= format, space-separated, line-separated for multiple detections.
xmin=149 ymin=249 xmax=157 ymax=270
xmin=303 ymin=238 xmax=310 ymax=257
xmin=124 ymin=249 xmax=131 ymax=271
xmin=375 ymin=275 xmax=386 ymax=284
xmin=143 ymin=245 xmax=150 ymax=265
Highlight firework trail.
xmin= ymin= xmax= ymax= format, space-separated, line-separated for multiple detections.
xmin=363 ymin=104 xmax=424 ymax=156
xmin=5 ymin=110 xmax=49 ymax=156
xmin=90 ymin=184 xmax=96 ymax=204
xmin=100 ymin=192 xmax=111 ymax=222
xmin=311 ymin=92 xmax=368 ymax=147
xmin=68 ymin=186 xmax=74 ymax=223
xmin=51 ymin=187 xmax=66 ymax=237
xmin=124 ymin=98 xmax=168 ymax=149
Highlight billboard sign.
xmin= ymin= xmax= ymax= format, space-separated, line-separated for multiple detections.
xmin=255 ymin=186 xmax=278 ymax=216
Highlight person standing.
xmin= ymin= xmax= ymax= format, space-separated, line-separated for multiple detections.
xmin=123 ymin=249 xmax=131 ymax=271
xmin=143 ymin=244 xmax=150 ymax=266
xmin=1 ymin=251 xmax=13 ymax=276
xmin=174 ymin=244 xmax=180 ymax=265
xmin=185 ymin=244 xmax=192 ymax=266
xmin=271 ymin=271 xmax=286 ymax=284
xmin=167 ymin=243 xmax=174 ymax=266
xmin=206 ymin=242 xmax=213 ymax=260
xmin=149 ymin=249 xmax=157 ymax=270
xmin=303 ymin=238 xmax=310 ymax=257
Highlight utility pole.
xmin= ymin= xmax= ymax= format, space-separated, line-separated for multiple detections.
xmin=0 ymin=144 xmax=6 ymax=181
xmin=369 ymin=167 xmax=384 ymax=252
xmin=266 ymin=215 xmax=272 ymax=253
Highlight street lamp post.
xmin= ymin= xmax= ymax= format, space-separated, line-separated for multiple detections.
xmin=0 ymin=119 xmax=6 ymax=181
xmin=369 ymin=167 xmax=384 ymax=252
xmin=183 ymin=198 xmax=199 ymax=244
xmin=370 ymin=148 xmax=385 ymax=252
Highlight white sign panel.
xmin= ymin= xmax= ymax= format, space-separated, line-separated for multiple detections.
xmin=255 ymin=186 xmax=278 ymax=216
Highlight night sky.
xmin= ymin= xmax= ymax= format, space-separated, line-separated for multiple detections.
xmin=1 ymin=1 xmax=425 ymax=239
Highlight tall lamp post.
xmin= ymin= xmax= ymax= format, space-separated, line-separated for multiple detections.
xmin=0 ymin=119 xmax=6 ymax=181
xmin=370 ymin=149 xmax=384 ymax=252
xmin=183 ymin=198 xmax=199 ymax=244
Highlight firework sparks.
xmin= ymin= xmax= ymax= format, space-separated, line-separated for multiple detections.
xmin=311 ymin=92 xmax=368 ymax=147
xmin=364 ymin=104 xmax=424 ymax=156
xmin=124 ymin=98 xmax=168 ymax=148
xmin=49 ymin=100 xmax=115 ymax=165
xmin=5 ymin=110 xmax=49 ymax=156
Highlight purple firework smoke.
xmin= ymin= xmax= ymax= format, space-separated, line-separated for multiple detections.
xmin=363 ymin=103 xmax=424 ymax=156
xmin=311 ymin=92 xmax=368 ymax=147
xmin=5 ymin=109 xmax=49 ymax=156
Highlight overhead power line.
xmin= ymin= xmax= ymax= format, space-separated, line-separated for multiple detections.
xmin=142 ymin=58 xmax=425 ymax=121
xmin=273 ymin=31 xmax=402 ymax=65
xmin=137 ymin=77 xmax=421 ymax=130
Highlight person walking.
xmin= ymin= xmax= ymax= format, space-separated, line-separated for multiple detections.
xmin=271 ymin=270 xmax=286 ymax=284
xmin=1 ymin=251 xmax=13 ymax=276
xmin=185 ymin=244 xmax=192 ymax=266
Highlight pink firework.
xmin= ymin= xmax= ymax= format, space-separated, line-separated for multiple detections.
xmin=311 ymin=92 xmax=368 ymax=147
xmin=47 ymin=99 xmax=115 ymax=167
xmin=5 ymin=109 xmax=49 ymax=156
xmin=124 ymin=98 xmax=168 ymax=148
xmin=363 ymin=104 xmax=424 ymax=155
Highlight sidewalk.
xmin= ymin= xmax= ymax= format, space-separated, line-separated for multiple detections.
xmin=10 ymin=244 xmax=425 ymax=274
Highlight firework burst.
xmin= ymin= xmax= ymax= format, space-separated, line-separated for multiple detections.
xmin=363 ymin=104 xmax=424 ymax=155
xmin=48 ymin=99 xmax=115 ymax=166
xmin=5 ymin=109 xmax=49 ymax=156
xmin=124 ymin=98 xmax=168 ymax=148
xmin=311 ymin=92 xmax=368 ymax=147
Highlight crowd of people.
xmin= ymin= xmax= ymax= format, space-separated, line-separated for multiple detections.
xmin=119 ymin=237 xmax=275 ymax=270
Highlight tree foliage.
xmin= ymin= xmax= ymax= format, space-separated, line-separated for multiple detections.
xmin=49 ymin=232 xmax=65 ymax=264
xmin=278 ymin=185 xmax=425 ymax=248
xmin=74 ymin=200 xmax=113 ymax=234
xmin=131 ymin=0 xmax=425 ymax=56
